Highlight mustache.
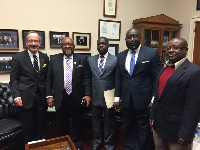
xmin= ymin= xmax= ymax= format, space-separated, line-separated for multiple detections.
xmin=30 ymin=45 xmax=39 ymax=48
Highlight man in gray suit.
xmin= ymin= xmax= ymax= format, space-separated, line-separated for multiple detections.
xmin=88 ymin=37 xmax=117 ymax=150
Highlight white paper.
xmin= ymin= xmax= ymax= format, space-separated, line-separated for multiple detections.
xmin=104 ymin=89 xmax=115 ymax=109
xmin=28 ymin=139 xmax=45 ymax=144
xmin=100 ymin=21 xmax=120 ymax=39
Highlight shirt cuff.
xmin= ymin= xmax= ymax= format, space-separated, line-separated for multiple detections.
xmin=151 ymin=96 xmax=155 ymax=103
xmin=14 ymin=97 xmax=21 ymax=101
xmin=46 ymin=96 xmax=53 ymax=99
xmin=114 ymin=97 xmax=120 ymax=102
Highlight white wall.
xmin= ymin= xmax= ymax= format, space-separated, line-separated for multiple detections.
xmin=0 ymin=0 xmax=189 ymax=82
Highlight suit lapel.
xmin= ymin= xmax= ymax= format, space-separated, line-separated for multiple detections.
xmin=58 ymin=54 xmax=64 ymax=79
xmin=132 ymin=46 xmax=146 ymax=75
xmin=119 ymin=49 xmax=129 ymax=76
xmin=94 ymin=55 xmax=100 ymax=76
xmin=22 ymin=50 xmax=38 ymax=79
xmin=38 ymin=52 xmax=45 ymax=78
xmin=101 ymin=53 xmax=112 ymax=76
xmin=72 ymin=54 xmax=79 ymax=76
xmin=159 ymin=60 xmax=188 ymax=100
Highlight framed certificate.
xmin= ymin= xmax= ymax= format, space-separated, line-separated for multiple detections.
xmin=103 ymin=0 xmax=117 ymax=17
xmin=98 ymin=19 xmax=121 ymax=41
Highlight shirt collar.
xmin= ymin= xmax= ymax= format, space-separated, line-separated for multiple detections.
xmin=63 ymin=54 xmax=73 ymax=60
xmin=128 ymin=44 xmax=141 ymax=54
xmin=165 ymin=57 xmax=187 ymax=70
xmin=99 ymin=52 xmax=108 ymax=59
xmin=27 ymin=49 xmax=39 ymax=58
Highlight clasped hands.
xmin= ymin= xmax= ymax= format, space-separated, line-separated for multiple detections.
xmin=47 ymin=96 xmax=91 ymax=108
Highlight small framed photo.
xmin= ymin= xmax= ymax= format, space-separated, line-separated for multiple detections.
xmin=22 ymin=30 xmax=45 ymax=48
xmin=0 ymin=52 xmax=17 ymax=74
xmin=49 ymin=31 xmax=69 ymax=48
xmin=108 ymin=44 xmax=118 ymax=56
xmin=72 ymin=32 xmax=91 ymax=50
xmin=0 ymin=29 xmax=19 ymax=50
xmin=197 ymin=0 xmax=200 ymax=10
xmin=104 ymin=0 xmax=117 ymax=17
xmin=99 ymin=19 xmax=121 ymax=41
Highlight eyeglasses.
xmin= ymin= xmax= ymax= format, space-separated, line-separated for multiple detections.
xmin=27 ymin=40 xmax=40 ymax=43
xmin=62 ymin=43 xmax=74 ymax=47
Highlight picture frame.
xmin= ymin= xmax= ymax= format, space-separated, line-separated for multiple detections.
xmin=72 ymin=32 xmax=91 ymax=50
xmin=0 ymin=29 xmax=19 ymax=50
xmin=0 ymin=52 xmax=17 ymax=74
xmin=22 ymin=30 xmax=45 ymax=48
xmin=197 ymin=0 xmax=200 ymax=10
xmin=49 ymin=31 xmax=69 ymax=48
xmin=75 ymin=53 xmax=91 ymax=60
xmin=103 ymin=0 xmax=117 ymax=17
xmin=108 ymin=44 xmax=118 ymax=56
xmin=98 ymin=19 xmax=121 ymax=41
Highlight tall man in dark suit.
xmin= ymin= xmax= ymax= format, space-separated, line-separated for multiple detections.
xmin=114 ymin=28 xmax=161 ymax=150
xmin=88 ymin=37 xmax=117 ymax=150
xmin=150 ymin=38 xmax=200 ymax=150
xmin=46 ymin=37 xmax=91 ymax=150
xmin=10 ymin=31 xmax=49 ymax=143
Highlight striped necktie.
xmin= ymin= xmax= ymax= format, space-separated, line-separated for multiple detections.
xmin=33 ymin=55 xmax=39 ymax=73
xmin=66 ymin=58 xmax=72 ymax=95
xmin=99 ymin=55 xmax=104 ymax=75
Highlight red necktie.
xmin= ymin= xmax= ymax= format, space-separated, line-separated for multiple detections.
xmin=158 ymin=66 xmax=175 ymax=98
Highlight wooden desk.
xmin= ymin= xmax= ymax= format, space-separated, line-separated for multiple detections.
xmin=25 ymin=135 xmax=76 ymax=150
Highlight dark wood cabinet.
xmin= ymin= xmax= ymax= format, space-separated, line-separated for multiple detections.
xmin=132 ymin=14 xmax=182 ymax=63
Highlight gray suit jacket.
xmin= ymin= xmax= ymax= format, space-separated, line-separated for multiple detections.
xmin=88 ymin=53 xmax=117 ymax=107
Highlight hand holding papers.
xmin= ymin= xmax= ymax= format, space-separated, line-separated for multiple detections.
xmin=104 ymin=89 xmax=115 ymax=109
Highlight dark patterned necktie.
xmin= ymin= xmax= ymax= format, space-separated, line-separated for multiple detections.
xmin=99 ymin=55 xmax=104 ymax=75
xmin=33 ymin=55 xmax=39 ymax=73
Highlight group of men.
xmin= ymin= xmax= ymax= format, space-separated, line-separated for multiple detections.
xmin=9 ymin=29 xmax=200 ymax=150
xmin=0 ymin=35 xmax=15 ymax=45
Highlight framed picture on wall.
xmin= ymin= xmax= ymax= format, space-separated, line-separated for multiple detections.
xmin=0 ymin=52 xmax=17 ymax=74
xmin=197 ymin=0 xmax=200 ymax=10
xmin=98 ymin=19 xmax=121 ymax=41
xmin=75 ymin=53 xmax=91 ymax=60
xmin=0 ymin=29 xmax=19 ymax=50
xmin=22 ymin=30 xmax=45 ymax=48
xmin=72 ymin=32 xmax=91 ymax=50
xmin=49 ymin=31 xmax=69 ymax=48
xmin=108 ymin=44 xmax=118 ymax=56
xmin=103 ymin=0 xmax=117 ymax=17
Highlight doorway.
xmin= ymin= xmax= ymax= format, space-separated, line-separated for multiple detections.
xmin=193 ymin=21 xmax=200 ymax=66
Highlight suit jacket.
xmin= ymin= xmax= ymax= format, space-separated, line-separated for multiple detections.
xmin=88 ymin=53 xmax=117 ymax=107
xmin=150 ymin=59 xmax=200 ymax=143
xmin=10 ymin=49 xmax=49 ymax=109
xmin=115 ymin=46 xmax=161 ymax=110
xmin=46 ymin=53 xmax=91 ymax=110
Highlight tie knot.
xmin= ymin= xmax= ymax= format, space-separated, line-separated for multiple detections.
xmin=33 ymin=55 xmax=37 ymax=58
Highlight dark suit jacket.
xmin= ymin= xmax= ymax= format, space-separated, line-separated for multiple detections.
xmin=88 ymin=53 xmax=117 ymax=107
xmin=46 ymin=53 xmax=91 ymax=110
xmin=115 ymin=46 xmax=161 ymax=110
xmin=150 ymin=59 xmax=200 ymax=143
xmin=10 ymin=49 xmax=49 ymax=109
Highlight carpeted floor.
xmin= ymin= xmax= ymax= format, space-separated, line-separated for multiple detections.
xmin=5 ymin=122 xmax=125 ymax=150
